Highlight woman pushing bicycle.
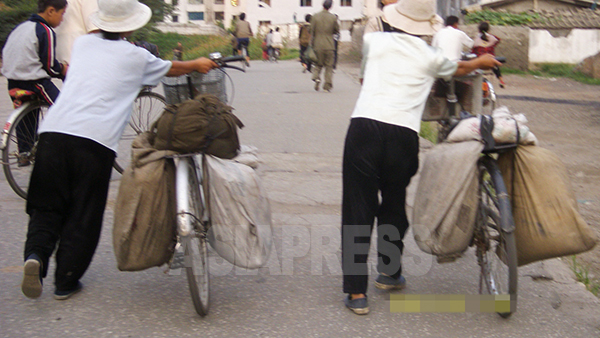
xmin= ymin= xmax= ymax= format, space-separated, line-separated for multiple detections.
xmin=341 ymin=0 xmax=501 ymax=315
xmin=20 ymin=0 xmax=218 ymax=301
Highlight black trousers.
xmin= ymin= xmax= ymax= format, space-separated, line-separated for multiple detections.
xmin=24 ymin=132 xmax=115 ymax=291
xmin=342 ymin=118 xmax=419 ymax=295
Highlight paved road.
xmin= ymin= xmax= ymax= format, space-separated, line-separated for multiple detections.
xmin=0 ymin=60 xmax=599 ymax=337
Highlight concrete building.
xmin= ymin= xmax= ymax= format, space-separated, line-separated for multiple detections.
xmin=162 ymin=0 xmax=372 ymax=41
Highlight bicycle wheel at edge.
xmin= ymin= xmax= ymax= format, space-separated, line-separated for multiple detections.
xmin=475 ymin=156 xmax=518 ymax=317
xmin=114 ymin=91 xmax=166 ymax=173
xmin=181 ymin=157 xmax=210 ymax=316
xmin=2 ymin=101 xmax=48 ymax=199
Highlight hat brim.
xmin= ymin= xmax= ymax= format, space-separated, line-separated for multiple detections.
xmin=90 ymin=3 xmax=152 ymax=33
xmin=382 ymin=4 xmax=443 ymax=36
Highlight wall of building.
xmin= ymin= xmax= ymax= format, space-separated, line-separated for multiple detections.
xmin=529 ymin=28 xmax=600 ymax=63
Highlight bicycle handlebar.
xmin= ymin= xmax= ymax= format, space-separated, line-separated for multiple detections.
xmin=209 ymin=53 xmax=246 ymax=72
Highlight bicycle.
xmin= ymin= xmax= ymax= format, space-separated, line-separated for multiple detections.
xmin=423 ymin=58 xmax=518 ymax=318
xmin=1 ymin=88 xmax=166 ymax=198
xmin=269 ymin=47 xmax=280 ymax=62
xmin=161 ymin=53 xmax=245 ymax=316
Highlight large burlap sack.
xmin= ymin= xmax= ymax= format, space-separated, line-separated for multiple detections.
xmin=203 ymin=154 xmax=273 ymax=269
xmin=153 ymin=94 xmax=244 ymax=159
xmin=412 ymin=141 xmax=484 ymax=260
xmin=498 ymin=146 xmax=597 ymax=266
xmin=113 ymin=132 xmax=178 ymax=271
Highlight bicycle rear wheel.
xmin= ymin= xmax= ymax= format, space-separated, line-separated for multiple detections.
xmin=475 ymin=156 xmax=518 ymax=317
xmin=2 ymin=101 xmax=48 ymax=199
xmin=181 ymin=157 xmax=210 ymax=316
xmin=114 ymin=91 xmax=166 ymax=173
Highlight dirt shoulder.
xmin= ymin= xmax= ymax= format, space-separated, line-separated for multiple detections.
xmin=337 ymin=43 xmax=600 ymax=292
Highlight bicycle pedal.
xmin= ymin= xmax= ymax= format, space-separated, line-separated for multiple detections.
xmin=169 ymin=250 xmax=185 ymax=269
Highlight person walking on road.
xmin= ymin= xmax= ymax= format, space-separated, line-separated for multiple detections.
xmin=234 ymin=12 xmax=253 ymax=66
xmin=20 ymin=0 xmax=218 ymax=301
xmin=310 ymin=0 xmax=339 ymax=92
xmin=472 ymin=21 xmax=505 ymax=87
xmin=341 ymin=0 xmax=501 ymax=315
xmin=298 ymin=14 xmax=312 ymax=72
xmin=432 ymin=15 xmax=473 ymax=61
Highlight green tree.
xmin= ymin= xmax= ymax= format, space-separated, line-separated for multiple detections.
xmin=0 ymin=0 xmax=36 ymax=49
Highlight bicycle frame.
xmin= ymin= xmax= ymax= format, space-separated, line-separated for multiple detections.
xmin=0 ymin=101 xmax=36 ymax=151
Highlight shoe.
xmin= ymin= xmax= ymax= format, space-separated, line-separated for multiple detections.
xmin=344 ymin=295 xmax=369 ymax=315
xmin=313 ymin=79 xmax=321 ymax=91
xmin=374 ymin=274 xmax=407 ymax=290
xmin=499 ymin=79 xmax=506 ymax=88
xmin=21 ymin=257 xmax=43 ymax=298
xmin=18 ymin=153 xmax=31 ymax=167
xmin=54 ymin=281 xmax=83 ymax=300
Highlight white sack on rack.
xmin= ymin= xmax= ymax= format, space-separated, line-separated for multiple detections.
xmin=447 ymin=106 xmax=538 ymax=145
xmin=203 ymin=154 xmax=273 ymax=269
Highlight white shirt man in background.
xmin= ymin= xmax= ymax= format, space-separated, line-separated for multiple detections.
xmin=432 ymin=15 xmax=473 ymax=61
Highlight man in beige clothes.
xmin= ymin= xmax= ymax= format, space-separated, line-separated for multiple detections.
xmin=55 ymin=0 xmax=99 ymax=63
xmin=310 ymin=0 xmax=339 ymax=92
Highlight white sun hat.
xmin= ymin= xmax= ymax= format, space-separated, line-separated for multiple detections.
xmin=382 ymin=0 xmax=443 ymax=36
xmin=90 ymin=0 xmax=152 ymax=33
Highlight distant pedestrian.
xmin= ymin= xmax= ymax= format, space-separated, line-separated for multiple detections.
xmin=234 ymin=12 xmax=253 ymax=66
xmin=173 ymin=41 xmax=183 ymax=60
xmin=298 ymin=14 xmax=312 ymax=72
xmin=310 ymin=0 xmax=339 ymax=92
xmin=270 ymin=27 xmax=283 ymax=61
xmin=472 ymin=21 xmax=505 ymax=87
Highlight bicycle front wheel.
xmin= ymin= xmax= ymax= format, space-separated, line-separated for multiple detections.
xmin=180 ymin=158 xmax=210 ymax=316
xmin=475 ymin=156 xmax=518 ymax=317
xmin=2 ymin=101 xmax=49 ymax=199
xmin=114 ymin=91 xmax=166 ymax=173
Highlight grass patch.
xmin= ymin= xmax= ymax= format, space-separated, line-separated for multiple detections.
xmin=419 ymin=121 xmax=438 ymax=144
xmin=571 ymin=256 xmax=600 ymax=297
xmin=502 ymin=63 xmax=600 ymax=85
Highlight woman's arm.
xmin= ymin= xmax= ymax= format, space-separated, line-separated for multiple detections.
xmin=166 ymin=58 xmax=218 ymax=77
xmin=454 ymin=53 xmax=502 ymax=77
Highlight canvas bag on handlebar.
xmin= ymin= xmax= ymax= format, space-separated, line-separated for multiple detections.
xmin=153 ymin=94 xmax=244 ymax=158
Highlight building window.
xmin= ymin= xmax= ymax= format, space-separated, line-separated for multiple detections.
xmin=340 ymin=0 xmax=351 ymax=6
xmin=188 ymin=12 xmax=204 ymax=20
xmin=259 ymin=20 xmax=271 ymax=26
xmin=215 ymin=0 xmax=224 ymax=4
xmin=189 ymin=0 xmax=203 ymax=4
xmin=258 ymin=0 xmax=271 ymax=7
xmin=300 ymin=0 xmax=311 ymax=6
xmin=215 ymin=12 xmax=225 ymax=21
xmin=172 ymin=15 xmax=179 ymax=22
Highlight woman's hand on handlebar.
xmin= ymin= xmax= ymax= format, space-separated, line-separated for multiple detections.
xmin=475 ymin=54 xmax=503 ymax=70
xmin=166 ymin=57 xmax=219 ymax=77
xmin=454 ymin=54 xmax=502 ymax=77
